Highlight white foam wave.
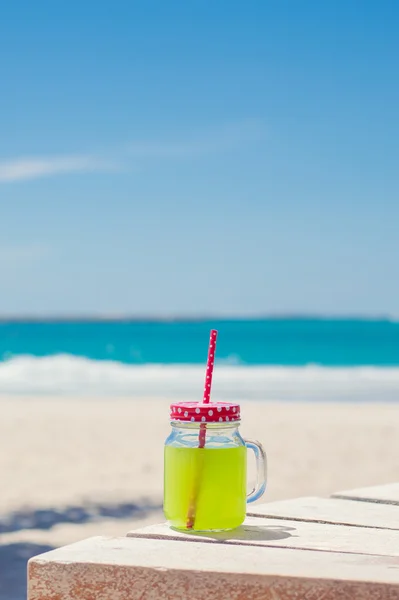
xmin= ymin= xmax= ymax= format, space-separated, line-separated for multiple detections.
xmin=0 ymin=354 xmax=399 ymax=401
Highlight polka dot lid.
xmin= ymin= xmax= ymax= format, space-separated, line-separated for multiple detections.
xmin=170 ymin=401 xmax=240 ymax=423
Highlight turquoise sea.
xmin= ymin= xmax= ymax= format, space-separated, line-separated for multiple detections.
xmin=0 ymin=319 xmax=398 ymax=399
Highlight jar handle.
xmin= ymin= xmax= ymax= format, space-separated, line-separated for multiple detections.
xmin=244 ymin=439 xmax=267 ymax=504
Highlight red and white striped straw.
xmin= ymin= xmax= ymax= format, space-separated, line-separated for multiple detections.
xmin=186 ymin=329 xmax=218 ymax=528
xmin=202 ymin=329 xmax=218 ymax=404
xmin=198 ymin=329 xmax=218 ymax=449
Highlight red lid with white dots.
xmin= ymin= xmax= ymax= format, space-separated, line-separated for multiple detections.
xmin=170 ymin=402 xmax=240 ymax=423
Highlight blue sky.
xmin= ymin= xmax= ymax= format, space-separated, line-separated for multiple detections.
xmin=1 ymin=1 xmax=398 ymax=316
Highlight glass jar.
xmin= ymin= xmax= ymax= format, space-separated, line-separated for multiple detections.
xmin=164 ymin=401 xmax=267 ymax=531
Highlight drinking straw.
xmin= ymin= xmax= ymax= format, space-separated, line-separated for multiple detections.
xmin=199 ymin=329 xmax=218 ymax=447
xmin=186 ymin=329 xmax=218 ymax=529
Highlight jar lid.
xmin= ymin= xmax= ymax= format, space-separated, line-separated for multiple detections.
xmin=170 ymin=401 xmax=240 ymax=423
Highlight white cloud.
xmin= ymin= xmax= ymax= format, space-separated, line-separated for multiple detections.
xmin=0 ymin=155 xmax=114 ymax=183
xmin=0 ymin=119 xmax=265 ymax=183
xmin=128 ymin=119 xmax=265 ymax=158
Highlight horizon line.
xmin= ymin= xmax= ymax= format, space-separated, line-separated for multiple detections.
xmin=0 ymin=312 xmax=396 ymax=323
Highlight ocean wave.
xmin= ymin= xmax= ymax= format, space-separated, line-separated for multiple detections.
xmin=0 ymin=354 xmax=399 ymax=401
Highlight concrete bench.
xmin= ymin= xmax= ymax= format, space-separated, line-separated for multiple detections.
xmin=28 ymin=483 xmax=399 ymax=599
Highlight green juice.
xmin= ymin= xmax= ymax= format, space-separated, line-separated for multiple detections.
xmin=164 ymin=445 xmax=247 ymax=531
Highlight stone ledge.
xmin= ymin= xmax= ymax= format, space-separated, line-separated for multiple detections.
xmin=247 ymin=496 xmax=399 ymax=529
xmin=127 ymin=514 xmax=399 ymax=557
xmin=332 ymin=483 xmax=399 ymax=505
xmin=28 ymin=536 xmax=399 ymax=600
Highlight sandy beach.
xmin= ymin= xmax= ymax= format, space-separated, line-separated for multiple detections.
xmin=1 ymin=398 xmax=399 ymax=598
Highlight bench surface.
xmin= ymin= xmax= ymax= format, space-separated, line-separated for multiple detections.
xmin=28 ymin=483 xmax=399 ymax=600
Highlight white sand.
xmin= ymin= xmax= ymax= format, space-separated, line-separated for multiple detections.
xmin=1 ymin=397 xmax=399 ymax=549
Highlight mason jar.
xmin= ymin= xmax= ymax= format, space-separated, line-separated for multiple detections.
xmin=164 ymin=401 xmax=267 ymax=531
